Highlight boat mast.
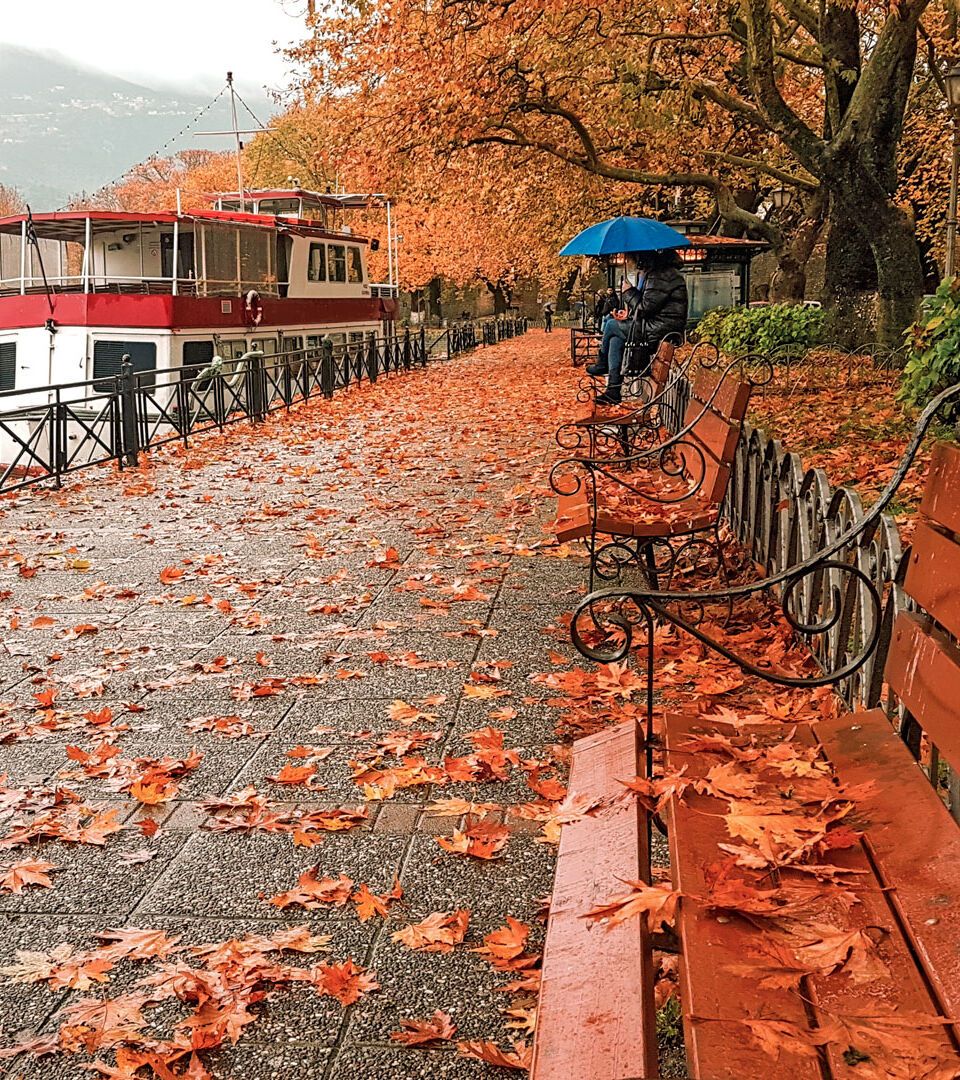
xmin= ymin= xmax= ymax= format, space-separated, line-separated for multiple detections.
xmin=227 ymin=72 xmax=245 ymax=212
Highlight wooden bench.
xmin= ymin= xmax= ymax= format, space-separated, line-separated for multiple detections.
xmin=535 ymin=427 xmax=960 ymax=1078
xmin=561 ymin=341 xmax=682 ymax=460
xmin=551 ymin=362 xmax=753 ymax=591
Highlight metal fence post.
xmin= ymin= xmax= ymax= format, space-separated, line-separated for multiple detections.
xmin=119 ymin=359 xmax=140 ymax=469
xmin=367 ymin=337 xmax=378 ymax=383
xmin=51 ymin=388 xmax=65 ymax=488
xmin=403 ymin=328 xmax=412 ymax=370
xmin=419 ymin=327 xmax=426 ymax=367
xmin=320 ymin=339 xmax=335 ymax=399
xmin=246 ymin=351 xmax=265 ymax=422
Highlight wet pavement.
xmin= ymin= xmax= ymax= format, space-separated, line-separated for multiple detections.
xmin=0 ymin=330 xmax=589 ymax=1078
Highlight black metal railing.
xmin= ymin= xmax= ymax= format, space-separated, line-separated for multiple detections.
xmin=0 ymin=326 xmax=465 ymax=494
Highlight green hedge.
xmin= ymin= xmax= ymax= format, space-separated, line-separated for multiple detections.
xmin=696 ymin=303 xmax=824 ymax=355
xmin=901 ymin=278 xmax=960 ymax=409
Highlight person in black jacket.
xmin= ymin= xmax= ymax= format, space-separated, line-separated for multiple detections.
xmin=587 ymin=250 xmax=688 ymax=404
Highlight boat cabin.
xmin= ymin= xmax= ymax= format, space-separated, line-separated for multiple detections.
xmin=0 ymin=189 xmax=398 ymax=393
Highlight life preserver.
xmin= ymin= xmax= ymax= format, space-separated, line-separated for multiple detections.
xmin=244 ymin=289 xmax=263 ymax=326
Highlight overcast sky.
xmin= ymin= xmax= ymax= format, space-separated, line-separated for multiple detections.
xmin=2 ymin=0 xmax=305 ymax=92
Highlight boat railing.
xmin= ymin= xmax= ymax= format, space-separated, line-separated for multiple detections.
xmin=0 ymin=277 xmax=291 ymax=299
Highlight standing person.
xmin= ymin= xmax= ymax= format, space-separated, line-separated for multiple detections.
xmin=543 ymin=303 xmax=554 ymax=333
xmin=587 ymin=250 xmax=688 ymax=405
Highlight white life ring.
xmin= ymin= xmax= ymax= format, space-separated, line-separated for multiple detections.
xmin=244 ymin=289 xmax=263 ymax=327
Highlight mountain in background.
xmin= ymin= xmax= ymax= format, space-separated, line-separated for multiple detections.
xmin=0 ymin=45 xmax=274 ymax=210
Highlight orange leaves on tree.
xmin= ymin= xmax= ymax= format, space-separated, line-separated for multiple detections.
xmin=583 ymin=881 xmax=679 ymax=933
xmin=390 ymin=1009 xmax=457 ymax=1047
xmin=391 ymin=910 xmax=470 ymax=953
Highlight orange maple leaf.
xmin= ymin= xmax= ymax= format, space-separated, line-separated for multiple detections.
xmin=391 ymin=1009 xmax=457 ymax=1046
xmin=583 ymin=881 xmax=679 ymax=932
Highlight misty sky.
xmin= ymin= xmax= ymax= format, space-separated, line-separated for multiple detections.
xmin=2 ymin=0 xmax=305 ymax=92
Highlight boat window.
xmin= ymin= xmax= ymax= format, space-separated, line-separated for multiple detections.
xmin=281 ymin=337 xmax=303 ymax=355
xmin=183 ymin=341 xmax=215 ymax=371
xmin=92 ymin=341 xmax=157 ymax=390
xmin=205 ymin=225 xmax=239 ymax=289
xmin=250 ymin=338 xmax=278 ymax=355
xmin=219 ymin=340 xmax=248 ymax=360
xmin=0 ymin=341 xmax=15 ymax=393
xmin=349 ymin=331 xmax=364 ymax=342
xmin=258 ymin=199 xmax=301 ymax=217
xmin=328 ymin=245 xmax=347 ymax=283
xmin=239 ymin=228 xmax=270 ymax=287
xmin=347 ymin=247 xmax=363 ymax=283
xmin=308 ymin=244 xmax=327 ymax=282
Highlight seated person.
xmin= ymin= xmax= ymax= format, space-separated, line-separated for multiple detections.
xmin=587 ymin=251 xmax=688 ymax=405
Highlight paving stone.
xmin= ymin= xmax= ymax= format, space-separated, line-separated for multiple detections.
xmin=0 ymin=913 xmax=121 ymax=1041
xmin=397 ymin=834 xmax=554 ymax=929
xmin=326 ymin=1045 xmax=507 ymax=1079
xmin=0 ymin=827 xmax=186 ymax=917
xmin=136 ymin=832 xmax=407 ymax=919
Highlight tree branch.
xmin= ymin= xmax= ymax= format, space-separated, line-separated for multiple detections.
xmin=463 ymin=126 xmax=784 ymax=248
xmin=701 ymin=151 xmax=820 ymax=190
xmin=741 ymin=0 xmax=826 ymax=170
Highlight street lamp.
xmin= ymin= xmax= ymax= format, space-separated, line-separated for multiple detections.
xmin=769 ymin=186 xmax=794 ymax=212
xmin=943 ymin=65 xmax=960 ymax=277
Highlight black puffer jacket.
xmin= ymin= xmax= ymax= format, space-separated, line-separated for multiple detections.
xmin=623 ymin=268 xmax=688 ymax=345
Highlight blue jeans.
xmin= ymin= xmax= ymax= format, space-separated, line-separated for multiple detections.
xmin=599 ymin=319 xmax=630 ymax=397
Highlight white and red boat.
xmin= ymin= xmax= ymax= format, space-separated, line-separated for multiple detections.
xmin=0 ymin=187 xmax=399 ymax=391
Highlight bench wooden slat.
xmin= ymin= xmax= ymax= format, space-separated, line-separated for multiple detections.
xmin=904 ymin=519 xmax=960 ymax=641
xmin=884 ymin=610 xmax=960 ymax=771
xmin=663 ymin=712 xmax=824 ymax=1080
xmin=687 ymin=371 xmax=751 ymax=422
xmin=531 ymin=721 xmax=658 ymax=1080
xmin=665 ymin=709 xmax=960 ymax=1077
xmin=919 ymin=441 xmax=960 ymax=536
xmin=816 ymin=707 xmax=960 ymax=1027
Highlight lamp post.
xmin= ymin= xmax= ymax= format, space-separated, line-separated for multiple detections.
xmin=943 ymin=65 xmax=960 ymax=278
xmin=769 ymin=186 xmax=794 ymax=212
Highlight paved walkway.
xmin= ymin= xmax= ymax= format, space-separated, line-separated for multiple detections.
xmin=0 ymin=331 xmax=587 ymax=1078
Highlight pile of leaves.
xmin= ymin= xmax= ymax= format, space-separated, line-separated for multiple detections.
xmin=0 ymin=924 xmax=377 ymax=1076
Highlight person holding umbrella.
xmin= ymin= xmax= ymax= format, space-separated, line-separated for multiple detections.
xmin=588 ymin=250 xmax=688 ymax=404
xmin=559 ymin=216 xmax=691 ymax=405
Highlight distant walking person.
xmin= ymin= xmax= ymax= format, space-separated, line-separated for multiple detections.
xmin=543 ymin=303 xmax=554 ymax=333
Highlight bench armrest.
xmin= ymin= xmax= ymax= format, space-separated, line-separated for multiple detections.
xmin=569 ymin=379 xmax=960 ymax=690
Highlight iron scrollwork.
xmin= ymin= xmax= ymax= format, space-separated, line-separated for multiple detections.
xmin=570 ymin=379 xmax=960 ymax=703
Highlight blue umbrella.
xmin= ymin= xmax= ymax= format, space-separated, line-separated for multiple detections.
xmin=559 ymin=215 xmax=691 ymax=257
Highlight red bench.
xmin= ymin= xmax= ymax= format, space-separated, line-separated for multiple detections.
xmin=559 ymin=341 xmax=683 ymax=460
xmin=552 ymin=362 xmax=753 ymax=591
xmin=535 ymin=407 xmax=960 ymax=1077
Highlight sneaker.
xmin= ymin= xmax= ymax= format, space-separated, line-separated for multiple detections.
xmin=595 ymin=391 xmax=622 ymax=406
xmin=586 ymin=362 xmax=608 ymax=376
